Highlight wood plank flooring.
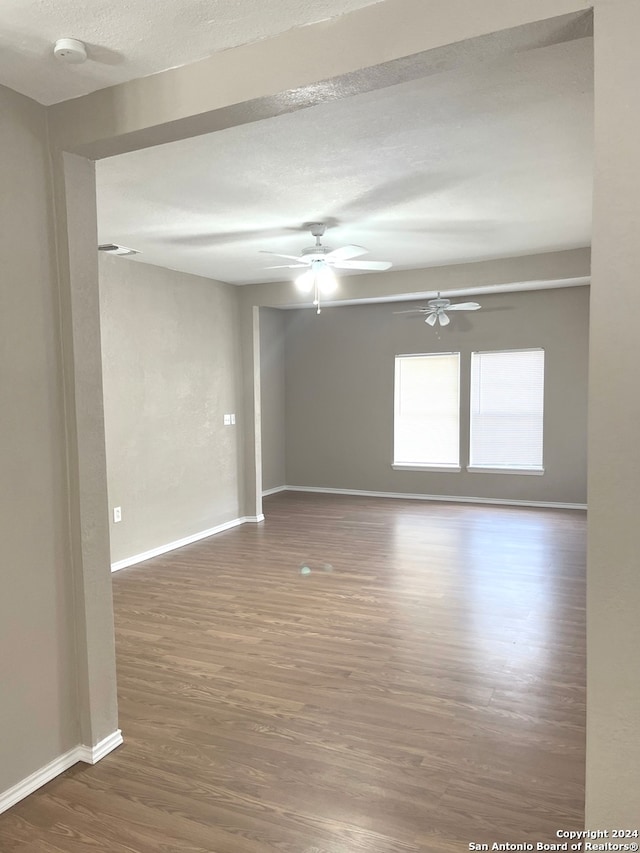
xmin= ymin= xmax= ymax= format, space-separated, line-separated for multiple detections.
xmin=0 ymin=493 xmax=586 ymax=852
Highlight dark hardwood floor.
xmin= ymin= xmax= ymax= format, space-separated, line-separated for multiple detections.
xmin=0 ymin=493 xmax=586 ymax=852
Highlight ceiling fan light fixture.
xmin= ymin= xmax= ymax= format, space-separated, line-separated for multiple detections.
xmin=317 ymin=264 xmax=337 ymax=295
xmin=438 ymin=312 xmax=450 ymax=327
xmin=425 ymin=313 xmax=437 ymax=326
xmin=295 ymin=268 xmax=315 ymax=293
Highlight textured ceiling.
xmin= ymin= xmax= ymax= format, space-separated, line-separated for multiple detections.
xmin=0 ymin=0 xmax=382 ymax=105
xmin=96 ymin=38 xmax=593 ymax=286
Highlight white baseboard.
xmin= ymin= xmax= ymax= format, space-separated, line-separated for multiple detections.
xmin=282 ymin=485 xmax=587 ymax=511
xmin=0 ymin=729 xmax=123 ymax=816
xmin=111 ymin=515 xmax=264 ymax=572
xmin=262 ymin=485 xmax=288 ymax=497
xmin=0 ymin=747 xmax=81 ymax=815
xmin=77 ymin=729 xmax=123 ymax=765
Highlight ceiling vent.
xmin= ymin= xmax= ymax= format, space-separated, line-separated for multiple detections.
xmin=98 ymin=244 xmax=140 ymax=257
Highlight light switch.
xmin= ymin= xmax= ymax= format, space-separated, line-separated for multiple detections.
xmin=223 ymin=414 xmax=231 ymax=425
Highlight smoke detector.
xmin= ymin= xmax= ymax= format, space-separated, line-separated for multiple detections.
xmin=98 ymin=244 xmax=140 ymax=257
xmin=53 ymin=38 xmax=88 ymax=64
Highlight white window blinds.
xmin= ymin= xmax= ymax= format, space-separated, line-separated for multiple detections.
xmin=469 ymin=349 xmax=544 ymax=471
xmin=394 ymin=353 xmax=460 ymax=467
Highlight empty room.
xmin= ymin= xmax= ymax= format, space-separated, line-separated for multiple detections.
xmin=1 ymin=1 xmax=639 ymax=851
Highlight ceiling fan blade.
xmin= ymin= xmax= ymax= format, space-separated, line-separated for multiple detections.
xmin=259 ymin=251 xmax=306 ymax=262
xmin=438 ymin=312 xmax=451 ymax=327
xmin=324 ymin=245 xmax=368 ymax=262
xmin=393 ymin=309 xmax=425 ymax=315
xmin=332 ymin=259 xmax=392 ymax=271
xmin=425 ymin=313 xmax=438 ymax=326
xmin=446 ymin=302 xmax=481 ymax=311
xmin=265 ymin=264 xmax=309 ymax=269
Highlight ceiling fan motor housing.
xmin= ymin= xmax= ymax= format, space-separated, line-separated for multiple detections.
xmin=301 ymin=245 xmax=332 ymax=259
xmin=428 ymin=297 xmax=451 ymax=309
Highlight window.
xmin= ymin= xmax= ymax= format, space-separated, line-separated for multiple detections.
xmin=469 ymin=349 xmax=544 ymax=473
xmin=394 ymin=353 xmax=460 ymax=470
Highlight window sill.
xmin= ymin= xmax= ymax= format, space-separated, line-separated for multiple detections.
xmin=466 ymin=466 xmax=544 ymax=476
xmin=392 ymin=464 xmax=461 ymax=473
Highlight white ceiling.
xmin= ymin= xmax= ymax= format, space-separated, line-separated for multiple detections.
xmin=96 ymin=37 xmax=593 ymax=286
xmin=0 ymin=0 xmax=381 ymax=105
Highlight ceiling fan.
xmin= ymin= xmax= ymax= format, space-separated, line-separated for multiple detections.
xmin=394 ymin=293 xmax=481 ymax=326
xmin=261 ymin=222 xmax=392 ymax=273
xmin=261 ymin=223 xmax=392 ymax=313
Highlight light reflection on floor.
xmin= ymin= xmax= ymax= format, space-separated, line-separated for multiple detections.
xmin=389 ymin=505 xmax=585 ymax=707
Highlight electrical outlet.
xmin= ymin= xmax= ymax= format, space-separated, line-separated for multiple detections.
xmin=113 ymin=506 xmax=122 ymax=523
xmin=223 ymin=414 xmax=231 ymax=425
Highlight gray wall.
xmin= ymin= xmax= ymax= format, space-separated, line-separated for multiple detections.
xmin=285 ymin=286 xmax=589 ymax=505
xmin=259 ymin=308 xmax=286 ymax=492
xmin=587 ymin=0 xmax=640 ymax=823
xmin=0 ymin=87 xmax=78 ymax=791
xmin=99 ymin=255 xmax=244 ymax=564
